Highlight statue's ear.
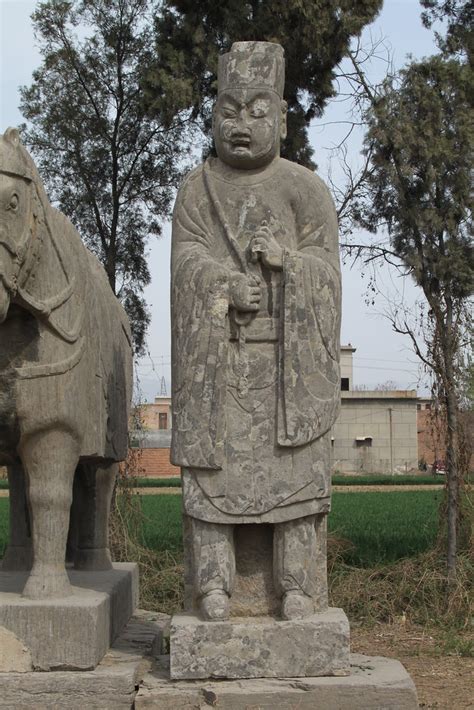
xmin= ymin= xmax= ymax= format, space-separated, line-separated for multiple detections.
xmin=4 ymin=127 xmax=21 ymax=148
xmin=280 ymin=101 xmax=288 ymax=142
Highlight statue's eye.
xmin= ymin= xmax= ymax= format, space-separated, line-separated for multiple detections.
xmin=221 ymin=107 xmax=237 ymax=118
xmin=7 ymin=194 xmax=19 ymax=212
xmin=249 ymin=100 xmax=269 ymax=118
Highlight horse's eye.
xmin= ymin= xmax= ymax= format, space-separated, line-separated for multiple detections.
xmin=8 ymin=194 xmax=19 ymax=212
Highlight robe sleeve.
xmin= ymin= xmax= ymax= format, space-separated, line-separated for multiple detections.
xmin=170 ymin=169 xmax=230 ymax=469
xmin=278 ymin=171 xmax=341 ymax=447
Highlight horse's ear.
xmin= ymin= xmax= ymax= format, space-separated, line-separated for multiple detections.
xmin=4 ymin=127 xmax=21 ymax=148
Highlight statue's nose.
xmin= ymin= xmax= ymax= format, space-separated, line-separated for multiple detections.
xmin=235 ymin=107 xmax=251 ymax=128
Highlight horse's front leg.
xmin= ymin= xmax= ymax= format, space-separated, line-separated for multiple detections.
xmin=2 ymin=463 xmax=33 ymax=571
xmin=19 ymin=429 xmax=79 ymax=599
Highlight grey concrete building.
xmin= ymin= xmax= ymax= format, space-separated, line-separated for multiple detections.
xmin=331 ymin=347 xmax=418 ymax=474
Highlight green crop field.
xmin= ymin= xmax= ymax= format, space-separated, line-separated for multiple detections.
xmin=0 ymin=490 xmax=442 ymax=567
xmin=136 ymin=490 xmax=441 ymax=567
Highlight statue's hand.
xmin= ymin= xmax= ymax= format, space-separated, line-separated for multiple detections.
xmin=249 ymin=222 xmax=283 ymax=270
xmin=229 ymin=273 xmax=261 ymax=312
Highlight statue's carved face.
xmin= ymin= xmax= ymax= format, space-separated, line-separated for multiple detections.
xmin=213 ymin=88 xmax=287 ymax=169
xmin=0 ymin=174 xmax=30 ymax=322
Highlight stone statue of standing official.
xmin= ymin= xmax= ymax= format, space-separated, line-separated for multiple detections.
xmin=171 ymin=41 xmax=341 ymax=623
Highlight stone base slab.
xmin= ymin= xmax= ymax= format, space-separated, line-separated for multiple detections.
xmin=0 ymin=562 xmax=138 ymax=671
xmin=138 ymin=653 xmax=419 ymax=709
xmin=0 ymin=612 xmax=419 ymax=710
xmin=170 ymin=607 xmax=350 ymax=680
xmin=0 ymin=612 xmax=163 ymax=709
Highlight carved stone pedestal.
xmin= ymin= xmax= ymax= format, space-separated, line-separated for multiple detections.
xmin=170 ymin=608 xmax=350 ymax=680
xmin=0 ymin=612 xmax=419 ymax=709
xmin=0 ymin=562 xmax=138 ymax=671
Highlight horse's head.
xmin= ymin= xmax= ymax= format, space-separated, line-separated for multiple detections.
xmin=0 ymin=128 xmax=34 ymax=323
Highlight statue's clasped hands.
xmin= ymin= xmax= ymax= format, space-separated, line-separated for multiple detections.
xmin=229 ymin=222 xmax=284 ymax=314
xmin=229 ymin=273 xmax=261 ymax=312
xmin=248 ymin=221 xmax=283 ymax=270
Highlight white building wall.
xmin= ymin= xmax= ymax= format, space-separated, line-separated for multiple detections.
xmin=331 ymin=391 xmax=418 ymax=474
xmin=340 ymin=345 xmax=356 ymax=390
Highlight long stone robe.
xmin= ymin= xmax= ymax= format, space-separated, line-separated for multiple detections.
xmin=171 ymin=157 xmax=341 ymax=523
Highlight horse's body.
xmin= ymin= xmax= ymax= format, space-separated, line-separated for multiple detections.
xmin=0 ymin=128 xmax=132 ymax=599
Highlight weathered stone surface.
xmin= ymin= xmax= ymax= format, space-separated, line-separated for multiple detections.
xmin=0 ymin=614 xmax=418 ymax=710
xmin=0 ymin=563 xmax=138 ymax=670
xmin=0 ymin=626 xmax=32 ymax=672
xmin=170 ymin=608 xmax=350 ymax=680
xmin=137 ymin=654 xmax=419 ymax=709
xmin=0 ymin=127 xmax=132 ymax=601
xmin=0 ymin=612 xmax=159 ymax=709
xmin=171 ymin=40 xmax=341 ymax=626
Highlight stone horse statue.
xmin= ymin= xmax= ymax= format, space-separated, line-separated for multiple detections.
xmin=0 ymin=128 xmax=132 ymax=599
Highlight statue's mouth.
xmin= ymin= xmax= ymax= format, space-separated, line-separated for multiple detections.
xmin=230 ymin=132 xmax=251 ymax=148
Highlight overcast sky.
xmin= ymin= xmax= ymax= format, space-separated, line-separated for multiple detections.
xmin=0 ymin=0 xmax=438 ymax=400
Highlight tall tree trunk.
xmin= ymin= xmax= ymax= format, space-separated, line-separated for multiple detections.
xmin=445 ymin=384 xmax=459 ymax=581
xmin=443 ymin=337 xmax=460 ymax=582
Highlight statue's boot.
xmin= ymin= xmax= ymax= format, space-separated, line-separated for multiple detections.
xmin=200 ymin=590 xmax=230 ymax=621
xmin=281 ymin=591 xmax=314 ymax=620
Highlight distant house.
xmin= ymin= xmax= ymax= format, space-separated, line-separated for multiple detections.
xmin=130 ymin=396 xmax=179 ymax=478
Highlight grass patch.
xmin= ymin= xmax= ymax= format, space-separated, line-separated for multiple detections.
xmin=135 ymin=477 xmax=181 ymax=488
xmin=140 ymin=494 xmax=183 ymax=553
xmin=132 ymin=490 xmax=441 ymax=566
xmin=0 ymin=474 xmax=450 ymax=491
xmin=329 ymin=550 xmax=473 ymax=630
xmin=0 ymin=490 xmax=440 ymax=567
xmin=330 ymin=490 xmax=441 ymax=566
xmin=332 ymin=474 xmax=443 ymax=486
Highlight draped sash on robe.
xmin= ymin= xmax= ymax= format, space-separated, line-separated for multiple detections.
xmin=171 ymin=158 xmax=341 ymax=473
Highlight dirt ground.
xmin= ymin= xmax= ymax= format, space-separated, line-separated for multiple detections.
xmin=125 ymin=484 xmax=445 ymax=496
xmin=132 ymin=484 xmax=445 ymax=495
xmin=351 ymin=622 xmax=474 ymax=709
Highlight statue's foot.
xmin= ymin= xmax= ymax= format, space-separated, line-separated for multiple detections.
xmin=281 ymin=591 xmax=313 ymax=620
xmin=200 ymin=590 xmax=230 ymax=621
xmin=22 ymin=565 xmax=73 ymax=600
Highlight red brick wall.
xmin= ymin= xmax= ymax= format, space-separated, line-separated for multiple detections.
xmin=134 ymin=448 xmax=180 ymax=478
xmin=417 ymin=409 xmax=473 ymax=470
xmin=417 ymin=409 xmax=445 ymax=466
